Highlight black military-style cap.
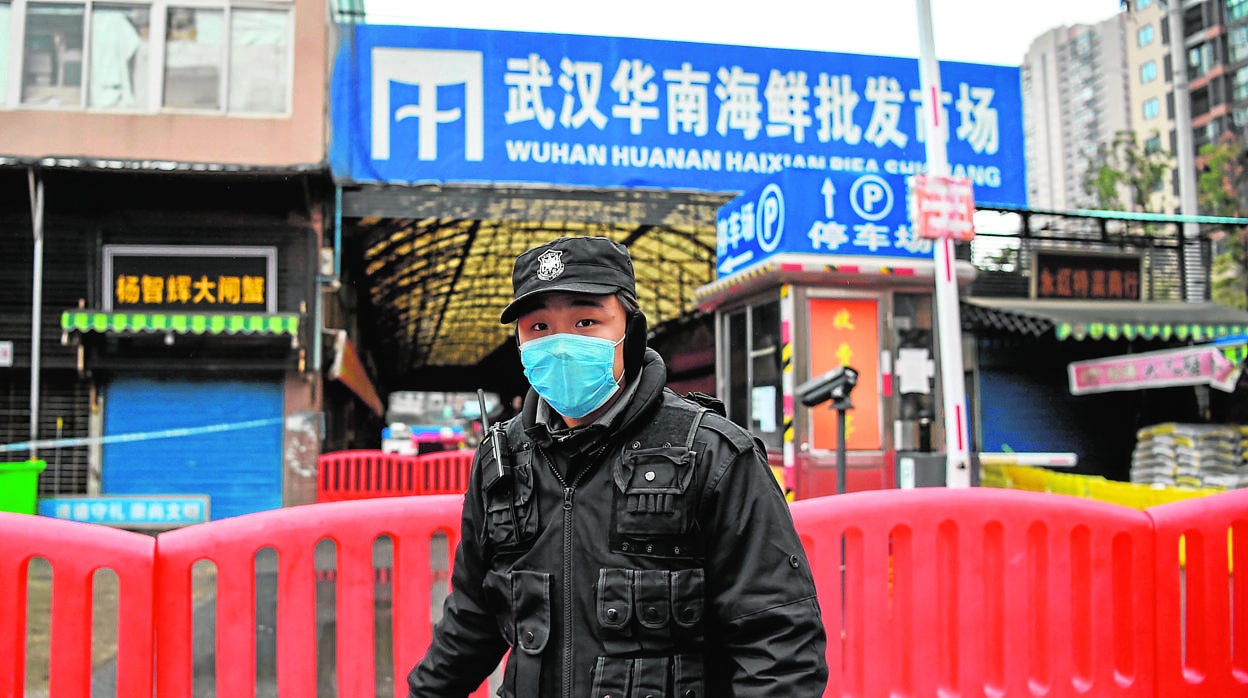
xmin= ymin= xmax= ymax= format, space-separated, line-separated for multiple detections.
xmin=499 ymin=236 xmax=636 ymax=324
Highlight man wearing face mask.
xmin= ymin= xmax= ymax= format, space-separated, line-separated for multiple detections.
xmin=408 ymin=236 xmax=827 ymax=698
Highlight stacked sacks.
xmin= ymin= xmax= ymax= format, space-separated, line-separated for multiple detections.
xmin=1131 ymin=423 xmax=1246 ymax=490
xmin=1131 ymin=423 xmax=1179 ymax=487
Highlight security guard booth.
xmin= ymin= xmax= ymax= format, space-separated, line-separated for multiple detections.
xmin=694 ymin=170 xmax=975 ymax=500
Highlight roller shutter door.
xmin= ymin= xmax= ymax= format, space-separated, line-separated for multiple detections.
xmin=102 ymin=375 xmax=283 ymax=520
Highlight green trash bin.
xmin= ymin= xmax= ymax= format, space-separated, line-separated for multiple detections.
xmin=0 ymin=460 xmax=47 ymax=515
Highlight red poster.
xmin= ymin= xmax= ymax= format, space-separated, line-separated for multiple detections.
xmin=808 ymin=299 xmax=880 ymax=451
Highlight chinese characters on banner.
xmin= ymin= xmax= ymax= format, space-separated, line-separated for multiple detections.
xmin=808 ymin=298 xmax=880 ymax=451
xmin=334 ymin=26 xmax=1025 ymax=201
xmin=495 ymin=57 xmax=1000 ymax=153
xmin=104 ymin=246 xmax=274 ymax=312
xmin=114 ymin=274 xmax=266 ymax=308
xmin=38 ymin=495 xmax=210 ymax=528
xmin=1069 ymin=345 xmax=1242 ymax=395
xmin=1034 ymin=251 xmax=1142 ymax=300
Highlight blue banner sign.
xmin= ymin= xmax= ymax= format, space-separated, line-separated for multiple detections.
xmin=39 ymin=495 xmax=210 ymax=529
xmin=330 ymin=25 xmax=1026 ymax=206
xmin=716 ymin=169 xmax=932 ymax=275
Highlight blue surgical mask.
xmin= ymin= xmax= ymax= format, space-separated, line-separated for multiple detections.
xmin=519 ymin=333 xmax=625 ymax=419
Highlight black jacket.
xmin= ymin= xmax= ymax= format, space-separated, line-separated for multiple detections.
xmin=408 ymin=349 xmax=828 ymax=697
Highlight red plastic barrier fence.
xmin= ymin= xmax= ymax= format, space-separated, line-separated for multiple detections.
xmin=316 ymin=449 xmax=475 ymax=502
xmin=153 ymin=495 xmax=491 ymax=698
xmin=0 ymin=512 xmax=155 ymax=697
xmin=790 ymin=488 xmax=1158 ymax=697
xmin=416 ymin=450 xmax=475 ymax=496
xmin=7 ymin=487 xmax=1248 ymax=696
xmin=1147 ymin=487 xmax=1248 ymax=696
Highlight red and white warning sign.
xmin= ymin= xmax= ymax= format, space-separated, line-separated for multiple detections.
xmin=911 ymin=174 xmax=976 ymax=241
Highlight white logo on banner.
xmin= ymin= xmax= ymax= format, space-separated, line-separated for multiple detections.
xmin=371 ymin=48 xmax=484 ymax=162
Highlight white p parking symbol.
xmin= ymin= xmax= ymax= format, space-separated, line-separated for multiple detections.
xmin=756 ymin=183 xmax=784 ymax=252
xmin=849 ymin=174 xmax=894 ymax=221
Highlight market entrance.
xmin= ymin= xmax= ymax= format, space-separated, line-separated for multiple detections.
xmin=335 ymin=184 xmax=728 ymax=399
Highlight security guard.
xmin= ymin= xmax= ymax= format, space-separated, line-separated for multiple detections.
xmin=408 ymin=236 xmax=828 ymax=697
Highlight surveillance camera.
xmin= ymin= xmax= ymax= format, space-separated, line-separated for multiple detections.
xmin=796 ymin=365 xmax=859 ymax=407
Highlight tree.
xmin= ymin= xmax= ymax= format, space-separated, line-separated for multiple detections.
xmin=1197 ymin=131 xmax=1248 ymax=309
xmin=1081 ymin=130 xmax=1172 ymax=214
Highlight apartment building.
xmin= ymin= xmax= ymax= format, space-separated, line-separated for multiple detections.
xmin=1178 ymin=0 xmax=1247 ymax=151
xmin=1023 ymin=14 xmax=1133 ymax=212
xmin=1124 ymin=0 xmax=1180 ymax=213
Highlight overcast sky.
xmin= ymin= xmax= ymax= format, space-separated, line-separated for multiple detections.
xmin=364 ymin=0 xmax=1128 ymax=66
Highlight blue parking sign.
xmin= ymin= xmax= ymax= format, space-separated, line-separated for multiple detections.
xmin=716 ymin=169 xmax=933 ymax=276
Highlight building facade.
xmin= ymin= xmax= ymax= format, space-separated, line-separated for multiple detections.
xmin=1124 ymin=0 xmax=1180 ymax=213
xmin=1023 ymin=15 xmax=1132 ymax=212
xmin=0 ymin=0 xmax=338 ymax=520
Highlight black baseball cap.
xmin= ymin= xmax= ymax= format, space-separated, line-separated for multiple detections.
xmin=499 ymin=236 xmax=637 ymax=324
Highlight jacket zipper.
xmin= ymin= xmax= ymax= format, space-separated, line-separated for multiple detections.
xmin=560 ymin=485 xmax=574 ymax=698
xmin=540 ymin=442 xmax=610 ymax=698
xmin=539 ymin=449 xmax=578 ymax=698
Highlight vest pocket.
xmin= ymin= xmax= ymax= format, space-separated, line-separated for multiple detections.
xmin=597 ymin=568 xmax=634 ymax=631
xmin=635 ymin=569 xmax=671 ymax=631
xmin=482 ymin=570 xmax=551 ymax=650
xmin=589 ymin=655 xmax=701 ymax=698
xmin=613 ymin=447 xmax=695 ymax=537
xmin=589 ymin=655 xmax=634 ymax=698
xmin=595 ymin=566 xmax=705 ymax=655
xmin=631 ymin=656 xmax=668 ymax=697
xmin=482 ymin=570 xmax=514 ymax=641
xmin=482 ymin=456 xmax=537 ymax=550
xmin=485 ymin=570 xmax=547 ymax=697
xmin=669 ymin=569 xmax=704 ymax=642
xmin=673 ymin=654 xmax=705 ymax=698
xmin=510 ymin=570 xmax=550 ymax=655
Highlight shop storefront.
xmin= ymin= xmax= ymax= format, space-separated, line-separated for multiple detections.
xmin=46 ymin=169 xmax=323 ymax=519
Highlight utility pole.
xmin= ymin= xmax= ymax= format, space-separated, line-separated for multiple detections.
xmin=1165 ymin=0 xmax=1203 ymax=300
xmin=28 ymin=168 xmax=44 ymax=460
xmin=915 ymin=0 xmax=972 ymax=487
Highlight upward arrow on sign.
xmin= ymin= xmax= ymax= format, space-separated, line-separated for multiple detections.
xmin=821 ymin=178 xmax=836 ymax=218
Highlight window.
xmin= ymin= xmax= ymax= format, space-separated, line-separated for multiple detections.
xmin=1234 ymin=104 xmax=1248 ymax=128
xmin=1235 ymin=67 xmax=1248 ymax=101
xmin=1140 ymin=61 xmax=1157 ymax=84
xmin=22 ymin=3 xmax=84 ymax=107
xmin=227 ymin=9 xmax=289 ymax=113
xmin=1138 ymin=24 xmax=1155 ymax=47
xmin=1231 ymin=0 xmax=1248 ymax=22
xmin=1145 ymin=134 xmax=1162 ymax=153
xmin=723 ymin=298 xmax=784 ymax=451
xmin=1143 ymin=97 xmax=1160 ymax=120
xmin=1136 ymin=0 xmax=1151 ymax=8
xmin=163 ymin=8 xmax=224 ymax=109
xmin=1189 ymin=43 xmax=1213 ymax=79
xmin=9 ymin=1 xmax=290 ymax=114
xmin=90 ymin=6 xmax=150 ymax=109
xmin=1232 ymin=26 xmax=1248 ymax=64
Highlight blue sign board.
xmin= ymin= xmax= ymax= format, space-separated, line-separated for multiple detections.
xmin=716 ymin=169 xmax=933 ymax=275
xmin=39 ymin=495 xmax=210 ymax=529
xmin=330 ymin=25 xmax=1026 ymax=207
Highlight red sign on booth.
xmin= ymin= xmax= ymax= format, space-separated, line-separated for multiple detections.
xmin=912 ymin=174 xmax=976 ymax=241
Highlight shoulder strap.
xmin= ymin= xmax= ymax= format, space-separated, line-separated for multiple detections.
xmin=682 ymin=390 xmax=726 ymax=417
xmin=685 ymin=406 xmax=708 ymax=452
